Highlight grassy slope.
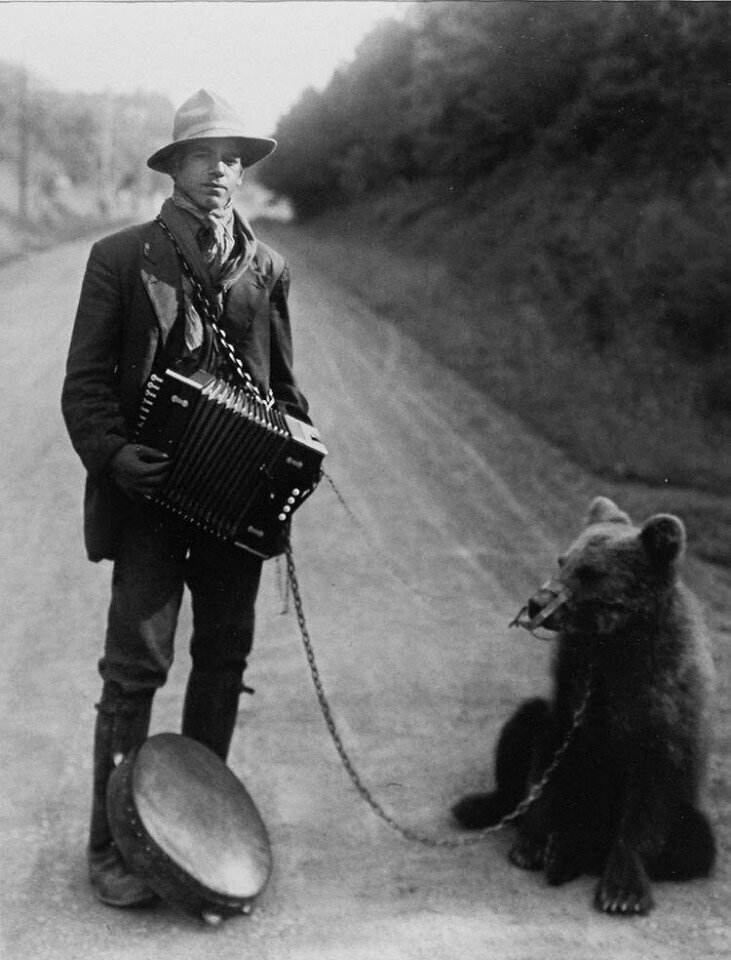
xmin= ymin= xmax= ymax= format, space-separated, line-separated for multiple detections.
xmin=257 ymin=172 xmax=731 ymax=577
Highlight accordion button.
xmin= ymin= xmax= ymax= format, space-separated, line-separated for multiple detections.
xmin=277 ymin=513 xmax=286 ymax=521
xmin=287 ymin=497 xmax=295 ymax=505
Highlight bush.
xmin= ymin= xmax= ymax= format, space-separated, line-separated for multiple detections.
xmin=633 ymin=196 xmax=731 ymax=359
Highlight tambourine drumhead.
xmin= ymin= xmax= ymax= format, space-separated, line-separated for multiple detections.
xmin=123 ymin=734 xmax=271 ymax=901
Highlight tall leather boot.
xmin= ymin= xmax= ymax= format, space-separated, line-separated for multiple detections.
xmin=181 ymin=669 xmax=245 ymax=762
xmin=87 ymin=686 xmax=158 ymax=907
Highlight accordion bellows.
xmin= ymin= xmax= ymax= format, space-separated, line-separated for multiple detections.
xmin=134 ymin=369 xmax=327 ymax=557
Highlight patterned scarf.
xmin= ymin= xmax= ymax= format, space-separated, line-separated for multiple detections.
xmin=159 ymin=196 xmax=259 ymax=356
xmin=172 ymin=186 xmax=238 ymax=278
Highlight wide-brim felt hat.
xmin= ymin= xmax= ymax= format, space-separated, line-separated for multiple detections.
xmin=147 ymin=89 xmax=277 ymax=173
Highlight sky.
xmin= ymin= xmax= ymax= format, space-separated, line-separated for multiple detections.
xmin=0 ymin=0 xmax=413 ymax=135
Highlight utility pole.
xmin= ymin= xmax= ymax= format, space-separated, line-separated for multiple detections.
xmin=98 ymin=89 xmax=114 ymax=216
xmin=17 ymin=67 xmax=30 ymax=220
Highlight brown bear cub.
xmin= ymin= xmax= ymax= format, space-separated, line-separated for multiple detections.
xmin=453 ymin=496 xmax=716 ymax=915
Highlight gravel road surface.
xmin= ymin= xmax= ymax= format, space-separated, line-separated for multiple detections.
xmin=1 ymin=234 xmax=728 ymax=960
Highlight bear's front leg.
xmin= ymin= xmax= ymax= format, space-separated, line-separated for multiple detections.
xmin=509 ymin=804 xmax=549 ymax=872
xmin=508 ymin=704 xmax=567 ymax=873
xmin=595 ymin=754 xmax=677 ymax=915
xmin=595 ymin=843 xmax=654 ymax=915
xmin=543 ymin=831 xmax=589 ymax=886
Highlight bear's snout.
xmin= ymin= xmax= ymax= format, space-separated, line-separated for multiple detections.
xmin=527 ymin=596 xmax=547 ymax=620
xmin=510 ymin=579 xmax=571 ymax=635
xmin=525 ymin=580 xmax=570 ymax=631
xmin=527 ymin=593 xmax=558 ymax=627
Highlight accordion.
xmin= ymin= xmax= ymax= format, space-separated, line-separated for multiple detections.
xmin=134 ymin=369 xmax=327 ymax=558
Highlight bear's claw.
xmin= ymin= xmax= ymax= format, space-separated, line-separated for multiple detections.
xmin=594 ymin=874 xmax=654 ymax=916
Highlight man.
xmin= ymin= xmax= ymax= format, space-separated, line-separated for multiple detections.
xmin=62 ymin=90 xmax=310 ymax=908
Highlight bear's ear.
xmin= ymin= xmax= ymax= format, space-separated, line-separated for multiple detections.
xmin=586 ymin=496 xmax=632 ymax=526
xmin=640 ymin=514 xmax=686 ymax=565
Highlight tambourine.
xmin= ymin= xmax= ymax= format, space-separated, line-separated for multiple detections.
xmin=107 ymin=733 xmax=271 ymax=925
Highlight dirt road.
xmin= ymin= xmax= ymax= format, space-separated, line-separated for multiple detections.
xmin=1 ymin=234 xmax=728 ymax=959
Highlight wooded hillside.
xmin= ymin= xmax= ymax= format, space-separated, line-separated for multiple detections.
xmin=260 ymin=2 xmax=730 ymax=370
xmin=262 ymin=3 xmax=729 ymax=212
xmin=259 ymin=2 xmax=730 ymax=495
xmin=259 ymin=2 xmax=730 ymax=566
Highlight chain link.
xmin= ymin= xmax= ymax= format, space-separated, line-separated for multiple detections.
xmin=285 ymin=539 xmax=592 ymax=848
xmin=155 ymin=216 xmax=275 ymax=409
xmin=321 ymin=470 xmax=365 ymax=531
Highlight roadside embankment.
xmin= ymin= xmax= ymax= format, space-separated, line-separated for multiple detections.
xmin=257 ymin=202 xmax=731 ymax=593
xmin=0 ymin=160 xmax=161 ymax=266
xmin=0 ymin=204 xmax=134 ymax=266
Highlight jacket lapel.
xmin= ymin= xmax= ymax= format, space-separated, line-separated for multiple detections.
xmin=140 ymin=223 xmax=181 ymax=346
xmin=225 ymin=252 xmax=269 ymax=329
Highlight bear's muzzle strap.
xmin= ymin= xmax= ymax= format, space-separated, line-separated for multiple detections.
xmin=509 ymin=579 xmax=571 ymax=637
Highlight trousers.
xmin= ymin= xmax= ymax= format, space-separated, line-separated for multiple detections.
xmin=99 ymin=504 xmax=263 ymax=696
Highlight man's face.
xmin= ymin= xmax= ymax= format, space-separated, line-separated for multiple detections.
xmin=173 ymin=139 xmax=244 ymax=212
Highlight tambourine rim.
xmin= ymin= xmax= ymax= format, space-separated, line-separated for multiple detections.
xmin=107 ymin=734 xmax=272 ymax=914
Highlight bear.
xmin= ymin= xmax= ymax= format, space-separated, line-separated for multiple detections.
xmin=453 ymin=496 xmax=716 ymax=916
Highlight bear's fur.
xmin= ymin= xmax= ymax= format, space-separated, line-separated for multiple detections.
xmin=454 ymin=496 xmax=716 ymax=915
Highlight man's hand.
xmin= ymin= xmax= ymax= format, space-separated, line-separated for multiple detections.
xmin=110 ymin=444 xmax=170 ymax=499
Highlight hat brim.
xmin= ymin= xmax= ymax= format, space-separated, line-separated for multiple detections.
xmin=147 ymin=134 xmax=277 ymax=174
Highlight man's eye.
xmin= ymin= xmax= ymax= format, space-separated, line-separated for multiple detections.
xmin=223 ymin=157 xmax=240 ymax=166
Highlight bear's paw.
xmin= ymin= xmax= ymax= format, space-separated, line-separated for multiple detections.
xmin=594 ymin=853 xmax=654 ymax=916
xmin=509 ymin=836 xmax=546 ymax=872
xmin=452 ymin=792 xmax=506 ymax=830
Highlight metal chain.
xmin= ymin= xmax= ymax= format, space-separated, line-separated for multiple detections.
xmin=319 ymin=471 xmax=434 ymax=595
xmin=154 ymin=214 xmax=592 ymax=844
xmin=285 ymin=539 xmax=592 ymax=848
xmin=321 ymin=470 xmax=364 ymax=531
xmin=154 ymin=216 xmax=275 ymax=409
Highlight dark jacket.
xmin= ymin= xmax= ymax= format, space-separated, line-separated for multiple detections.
xmin=62 ymin=218 xmax=309 ymax=561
